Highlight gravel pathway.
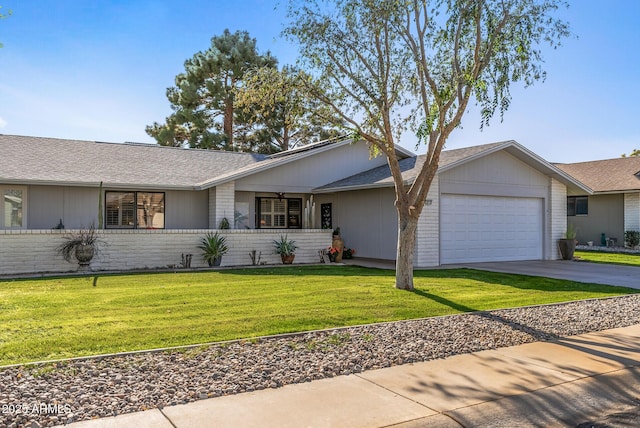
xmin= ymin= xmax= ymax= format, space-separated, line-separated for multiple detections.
xmin=2 ymin=294 xmax=640 ymax=428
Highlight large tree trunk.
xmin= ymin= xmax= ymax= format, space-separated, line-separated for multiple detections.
xmin=224 ymin=98 xmax=234 ymax=150
xmin=395 ymin=214 xmax=418 ymax=290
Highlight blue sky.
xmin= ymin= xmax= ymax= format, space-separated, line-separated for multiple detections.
xmin=0 ymin=1 xmax=638 ymax=163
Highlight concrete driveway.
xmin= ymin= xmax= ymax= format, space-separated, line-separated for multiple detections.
xmin=450 ymin=260 xmax=640 ymax=289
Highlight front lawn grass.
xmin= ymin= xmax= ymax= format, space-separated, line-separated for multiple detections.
xmin=1 ymin=265 xmax=636 ymax=366
xmin=575 ymin=250 xmax=640 ymax=267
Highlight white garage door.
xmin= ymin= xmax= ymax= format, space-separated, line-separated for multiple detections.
xmin=441 ymin=195 xmax=543 ymax=264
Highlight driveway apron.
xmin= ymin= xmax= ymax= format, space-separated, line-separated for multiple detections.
xmin=448 ymin=260 xmax=640 ymax=289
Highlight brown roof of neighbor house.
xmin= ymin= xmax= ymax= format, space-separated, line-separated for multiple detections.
xmin=554 ymin=157 xmax=640 ymax=193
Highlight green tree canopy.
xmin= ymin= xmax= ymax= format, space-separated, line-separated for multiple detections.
xmin=285 ymin=0 xmax=570 ymax=289
xmin=146 ymin=29 xmax=277 ymax=150
xmin=621 ymin=149 xmax=640 ymax=157
xmin=0 ymin=5 xmax=12 ymax=49
xmin=234 ymin=65 xmax=343 ymax=152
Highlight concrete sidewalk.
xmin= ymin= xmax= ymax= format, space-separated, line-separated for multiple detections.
xmin=66 ymin=324 xmax=640 ymax=428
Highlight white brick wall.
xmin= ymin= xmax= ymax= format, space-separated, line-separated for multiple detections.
xmin=0 ymin=229 xmax=332 ymax=275
xmin=208 ymin=187 xmax=216 ymax=229
xmin=215 ymin=182 xmax=235 ymax=229
xmin=624 ymin=192 xmax=640 ymax=232
xmin=549 ymin=178 xmax=567 ymax=260
xmin=415 ymin=176 xmax=440 ymax=267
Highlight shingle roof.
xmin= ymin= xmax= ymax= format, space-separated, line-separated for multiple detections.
xmin=0 ymin=135 xmax=267 ymax=189
xmin=554 ymin=157 xmax=640 ymax=193
xmin=314 ymin=142 xmax=506 ymax=191
xmin=0 ymin=134 xmax=409 ymax=190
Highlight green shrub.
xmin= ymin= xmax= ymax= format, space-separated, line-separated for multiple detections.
xmin=624 ymin=230 xmax=640 ymax=248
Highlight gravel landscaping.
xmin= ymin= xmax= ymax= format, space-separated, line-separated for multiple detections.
xmin=2 ymin=294 xmax=640 ymax=428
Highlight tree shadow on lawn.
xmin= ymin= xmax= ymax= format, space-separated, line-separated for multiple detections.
xmin=415 ymin=268 xmax=640 ymax=295
xmin=220 ymin=265 xmax=639 ymax=296
xmin=409 ymin=287 xmax=566 ymax=341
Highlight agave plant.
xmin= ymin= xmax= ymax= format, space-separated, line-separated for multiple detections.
xmin=198 ymin=232 xmax=229 ymax=267
xmin=273 ymin=235 xmax=298 ymax=256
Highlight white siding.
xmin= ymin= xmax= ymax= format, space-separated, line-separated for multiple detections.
xmin=0 ymin=229 xmax=332 ymax=275
xmin=624 ymin=192 xmax=640 ymax=231
xmin=208 ymin=187 xmax=216 ymax=228
xmin=235 ymin=142 xmax=387 ymax=193
xmin=415 ymin=176 xmax=439 ymax=267
xmin=549 ymin=178 xmax=567 ymax=260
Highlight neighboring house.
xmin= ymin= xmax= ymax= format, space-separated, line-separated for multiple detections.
xmin=0 ymin=135 xmax=588 ymax=275
xmin=555 ymin=157 xmax=640 ymax=245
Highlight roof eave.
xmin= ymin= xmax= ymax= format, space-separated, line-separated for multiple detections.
xmin=0 ymin=178 xmax=196 ymax=191
xmin=591 ymin=189 xmax=640 ymax=195
xmin=313 ymin=181 xmax=406 ymax=194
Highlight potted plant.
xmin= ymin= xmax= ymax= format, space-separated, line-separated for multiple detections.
xmin=343 ymin=247 xmax=355 ymax=259
xmin=198 ymin=232 xmax=229 ymax=267
xmin=558 ymin=223 xmax=577 ymax=260
xmin=218 ymin=217 xmax=230 ymax=229
xmin=273 ymin=235 xmax=298 ymax=264
xmin=56 ymin=224 xmax=104 ymax=272
xmin=327 ymin=246 xmax=340 ymax=263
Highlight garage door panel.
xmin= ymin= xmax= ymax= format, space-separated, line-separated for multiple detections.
xmin=441 ymin=195 xmax=543 ymax=264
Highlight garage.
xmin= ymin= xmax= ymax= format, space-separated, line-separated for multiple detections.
xmin=440 ymin=194 xmax=544 ymax=264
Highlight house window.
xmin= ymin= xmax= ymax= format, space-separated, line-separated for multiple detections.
xmin=567 ymin=196 xmax=588 ymax=216
xmin=1 ymin=186 xmax=27 ymax=229
xmin=106 ymin=191 xmax=165 ymax=229
xmin=256 ymin=197 xmax=302 ymax=229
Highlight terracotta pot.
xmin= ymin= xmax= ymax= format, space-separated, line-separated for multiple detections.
xmin=332 ymin=236 xmax=344 ymax=263
xmin=281 ymin=254 xmax=295 ymax=264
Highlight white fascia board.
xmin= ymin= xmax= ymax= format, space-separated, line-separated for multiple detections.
xmin=591 ymin=189 xmax=640 ymax=195
xmin=0 ymin=178 xmax=195 ymax=191
xmin=395 ymin=144 xmax=417 ymax=158
xmin=312 ymin=180 xmax=409 ymax=194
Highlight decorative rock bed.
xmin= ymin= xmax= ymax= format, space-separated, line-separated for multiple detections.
xmin=1 ymin=294 xmax=640 ymax=427
xmin=576 ymin=244 xmax=640 ymax=255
